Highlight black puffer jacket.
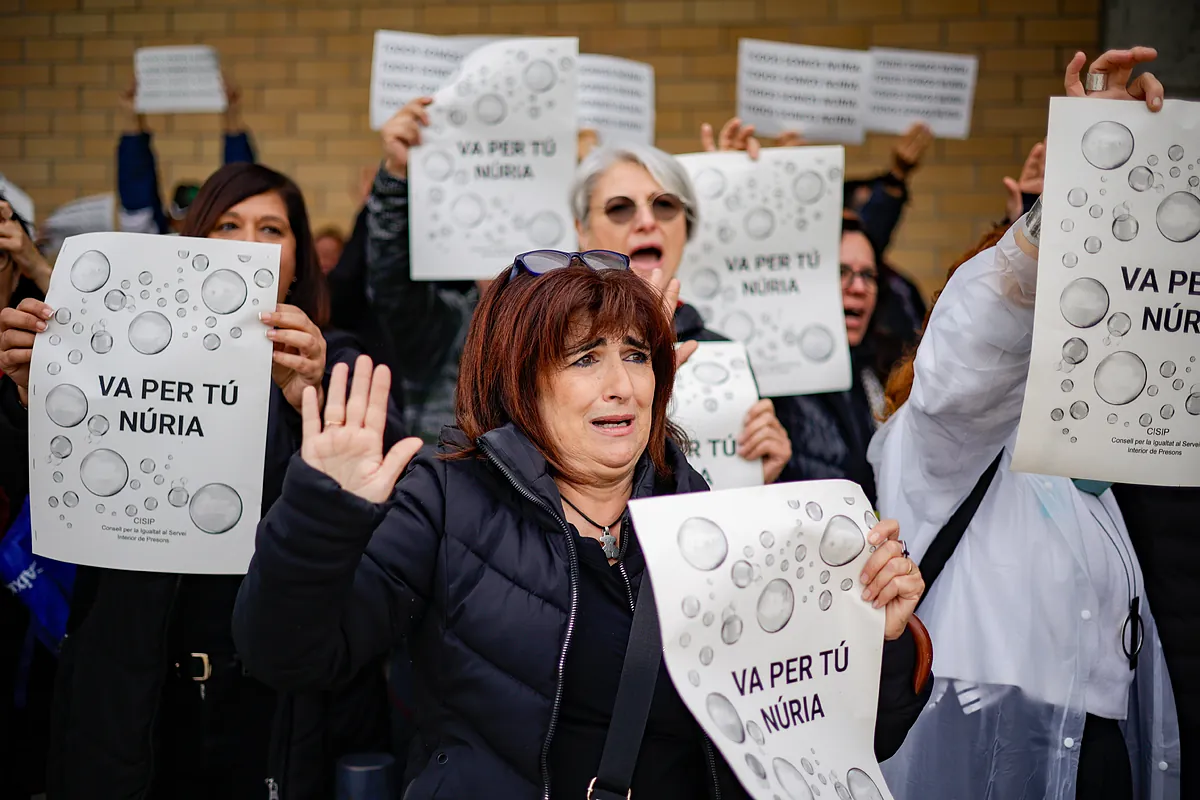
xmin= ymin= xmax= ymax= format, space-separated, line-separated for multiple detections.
xmin=234 ymin=423 xmax=929 ymax=799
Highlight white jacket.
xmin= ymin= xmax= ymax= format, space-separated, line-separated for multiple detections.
xmin=869 ymin=222 xmax=1180 ymax=799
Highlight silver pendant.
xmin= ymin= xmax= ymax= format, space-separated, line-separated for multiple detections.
xmin=601 ymin=530 xmax=619 ymax=559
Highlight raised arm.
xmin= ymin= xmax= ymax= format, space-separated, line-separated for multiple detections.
xmin=221 ymin=78 xmax=256 ymax=165
xmin=234 ymin=357 xmax=427 ymax=691
xmin=115 ymin=80 xmax=168 ymax=235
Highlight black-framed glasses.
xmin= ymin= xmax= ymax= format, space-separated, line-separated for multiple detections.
xmin=1122 ymin=595 xmax=1144 ymax=670
xmin=508 ymin=249 xmax=630 ymax=282
xmin=596 ymin=193 xmax=686 ymax=226
xmin=840 ymin=265 xmax=879 ymax=291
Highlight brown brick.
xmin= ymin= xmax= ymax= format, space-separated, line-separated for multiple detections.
xmin=554 ymin=2 xmax=618 ymax=25
xmin=25 ymin=138 xmax=81 ymax=159
xmin=80 ymin=37 xmax=137 ymax=60
xmin=1061 ymin=0 xmax=1099 ymax=12
xmin=202 ymin=36 xmax=259 ymax=59
xmin=53 ymin=111 xmax=112 ymax=134
xmin=258 ymin=137 xmax=321 ymax=158
xmin=621 ymin=0 xmax=688 ymax=24
xmin=294 ymin=9 xmax=354 ymax=31
xmin=321 ymin=137 xmax=376 ymax=158
xmin=763 ymin=0 xmax=833 ymax=22
xmin=422 ymin=5 xmax=484 ymax=28
xmin=982 ymin=47 xmax=1058 ymax=74
xmin=941 ymin=136 xmax=1017 ymax=161
xmin=324 ymin=34 xmax=371 ymax=57
xmin=0 ymin=159 xmax=51 ymax=184
xmin=686 ymin=53 xmax=735 ymax=78
xmin=53 ymin=12 xmax=108 ymax=35
xmin=947 ymin=20 xmax=1017 ymax=45
xmin=871 ymin=22 xmax=942 ymax=47
xmin=835 ymin=0 xmax=903 ymax=21
xmin=261 ymin=36 xmax=320 ymax=57
xmin=694 ymin=0 xmax=759 ymax=23
xmin=235 ymin=61 xmax=290 ymax=86
xmin=656 ymin=80 xmax=731 ymax=108
xmin=24 ymin=87 xmax=80 ymax=110
xmin=656 ymin=26 xmax=723 ymax=51
xmin=53 ymin=63 xmax=112 ymax=87
xmin=231 ymin=11 xmax=292 ymax=31
xmin=909 ymin=0 xmax=980 ymax=15
xmin=294 ymin=60 xmax=353 ymax=85
xmin=912 ymin=164 xmax=977 ymax=189
xmin=25 ymin=38 xmax=81 ymax=62
xmin=0 ymin=65 xmax=51 ymax=87
xmin=644 ymin=54 xmax=687 ymax=79
xmin=2 ymin=114 xmax=53 ymax=135
xmin=792 ymin=23 xmax=870 ymax=49
xmin=581 ymin=26 xmax=653 ymax=54
xmin=974 ymin=74 xmax=1018 ymax=103
xmin=172 ymin=11 xmax=230 ymax=33
xmin=260 ymin=87 xmax=320 ymax=110
xmin=984 ymin=0 xmax=1056 ymax=14
xmin=1020 ymin=75 xmax=1067 ymax=102
xmin=296 ymin=112 xmax=355 ymax=134
xmin=0 ymin=138 xmax=19 ymax=160
xmin=112 ymin=11 xmax=169 ymax=34
xmin=1021 ymin=18 xmax=1097 ymax=45
xmin=10 ymin=15 xmax=52 ymax=37
xmin=357 ymin=8 xmax=419 ymax=30
xmin=979 ymin=105 xmax=1049 ymax=133
xmin=83 ymin=0 xmax=138 ymax=8
xmin=488 ymin=4 xmax=550 ymax=26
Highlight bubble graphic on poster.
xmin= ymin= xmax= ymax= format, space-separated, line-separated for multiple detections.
xmin=70 ymin=250 xmax=111 ymax=293
xmin=774 ymin=758 xmax=816 ymax=800
xmin=694 ymin=169 xmax=726 ymax=199
xmin=692 ymin=268 xmax=721 ymax=299
xmin=475 ymin=94 xmax=507 ymax=125
xmin=1128 ymin=166 xmax=1154 ymax=192
xmin=793 ymin=172 xmax=825 ymax=204
xmin=79 ymin=449 xmax=128 ymax=497
xmin=720 ymin=614 xmax=744 ymax=644
xmin=677 ymin=517 xmax=729 ymax=571
xmin=756 ymin=578 xmax=794 ymax=633
xmin=1067 ymin=188 xmax=1088 ymax=207
xmin=1062 ymin=337 xmax=1088 ymax=364
xmin=1081 ymin=121 xmax=1134 ymax=170
xmin=91 ymin=331 xmax=113 ymax=354
xmin=128 ymin=311 xmax=173 ymax=354
xmin=1156 ymin=191 xmax=1200 ymax=242
xmin=1094 ymin=351 xmax=1147 ymax=406
xmin=819 ymin=515 xmax=865 ymax=567
xmin=87 ymin=415 xmax=109 ymax=436
xmin=201 ymin=270 xmax=248 ymax=315
xmin=800 ymin=326 xmax=835 ymax=362
xmin=706 ymin=692 xmax=746 ymax=744
xmin=846 ymin=768 xmax=886 ymax=800
xmin=527 ymin=211 xmax=564 ymax=246
xmin=189 ymin=483 xmax=243 ymax=534
xmin=745 ymin=208 xmax=775 ymax=240
xmin=46 ymin=384 xmax=88 ymax=427
xmin=49 ymin=436 xmax=72 ymax=458
xmin=1059 ymin=278 xmax=1109 ymax=328
xmin=1112 ymin=215 xmax=1139 ymax=241
xmin=451 ymin=194 xmax=486 ymax=228
xmin=522 ymin=59 xmax=556 ymax=92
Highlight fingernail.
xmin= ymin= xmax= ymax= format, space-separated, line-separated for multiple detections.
xmin=861 ymin=589 xmax=870 ymax=601
xmin=1152 ymin=97 xmax=1162 ymax=109
xmin=36 ymin=321 xmax=47 ymax=331
xmin=265 ymin=329 xmax=275 ymax=339
xmin=868 ymin=532 xmax=882 ymax=545
xmin=860 ymin=573 xmax=869 ymax=585
xmin=873 ymin=600 xmax=883 ymax=609
xmin=41 ymin=308 xmax=53 ymax=318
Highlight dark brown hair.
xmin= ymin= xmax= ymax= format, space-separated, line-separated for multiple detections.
xmin=451 ymin=265 xmax=685 ymax=482
xmin=314 ymin=226 xmax=346 ymax=246
xmin=881 ymin=223 xmax=1011 ymax=420
xmin=181 ymin=162 xmax=329 ymax=327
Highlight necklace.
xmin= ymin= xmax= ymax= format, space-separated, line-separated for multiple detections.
xmin=560 ymin=494 xmax=624 ymax=559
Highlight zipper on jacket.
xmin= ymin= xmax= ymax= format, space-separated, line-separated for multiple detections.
xmin=140 ymin=574 xmax=184 ymax=799
xmin=478 ymin=439 xmax=579 ymax=800
xmin=265 ymin=777 xmax=280 ymax=800
xmin=702 ymin=734 xmax=722 ymax=800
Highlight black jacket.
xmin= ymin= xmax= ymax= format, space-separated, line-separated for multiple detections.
xmin=234 ymin=423 xmax=929 ymax=799
xmin=25 ymin=330 xmax=403 ymax=800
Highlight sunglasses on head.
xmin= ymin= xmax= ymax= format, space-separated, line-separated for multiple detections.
xmin=599 ymin=193 xmax=686 ymax=226
xmin=508 ymin=249 xmax=630 ymax=282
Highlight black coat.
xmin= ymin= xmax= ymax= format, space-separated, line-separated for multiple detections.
xmin=234 ymin=423 xmax=929 ymax=799
xmin=23 ymin=330 xmax=404 ymax=800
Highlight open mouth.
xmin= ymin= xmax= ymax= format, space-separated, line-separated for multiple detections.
xmin=844 ymin=308 xmax=864 ymax=321
xmin=629 ymin=246 xmax=663 ymax=269
xmin=591 ymin=415 xmax=634 ymax=430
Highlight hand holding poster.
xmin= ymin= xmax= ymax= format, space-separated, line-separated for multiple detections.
xmin=1012 ymin=98 xmax=1200 ymax=486
xmin=408 ymin=38 xmax=578 ymax=280
xmin=629 ymin=481 xmax=893 ymax=800
xmin=672 ymin=342 xmax=764 ymax=489
xmin=737 ymin=40 xmax=871 ymax=144
xmin=29 ymin=233 xmax=277 ymax=573
xmin=676 ymin=147 xmax=851 ymax=397
xmin=866 ymin=48 xmax=978 ymax=139
xmin=134 ymin=46 xmax=226 ymax=114
xmin=577 ymin=54 xmax=656 ymax=145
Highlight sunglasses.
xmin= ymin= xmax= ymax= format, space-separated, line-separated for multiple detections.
xmin=597 ymin=193 xmax=686 ymax=226
xmin=508 ymin=249 xmax=630 ymax=282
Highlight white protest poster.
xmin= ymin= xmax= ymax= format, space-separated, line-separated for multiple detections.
xmin=676 ymin=147 xmax=851 ymax=398
xmin=866 ymin=48 xmax=977 ymax=139
xmin=1012 ymin=98 xmax=1200 ymax=486
xmin=737 ymin=40 xmax=871 ymax=144
xmin=672 ymin=342 xmax=764 ymax=490
xmin=44 ymin=194 xmax=115 ymax=253
xmin=629 ymin=481 xmax=893 ymax=800
xmin=577 ymin=54 xmax=656 ymax=145
xmin=408 ymin=38 xmax=578 ymax=281
xmin=0 ymin=175 xmax=35 ymax=226
xmin=134 ymin=46 xmax=226 ymax=114
xmin=28 ymin=232 xmax=278 ymax=573
xmin=369 ymin=31 xmax=482 ymax=130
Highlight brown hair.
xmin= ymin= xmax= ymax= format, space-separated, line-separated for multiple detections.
xmin=881 ymin=223 xmax=1011 ymax=420
xmin=450 ymin=265 xmax=685 ymax=482
xmin=314 ymin=226 xmax=346 ymax=246
xmin=181 ymin=163 xmax=329 ymax=327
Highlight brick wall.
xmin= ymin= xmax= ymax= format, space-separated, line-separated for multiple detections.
xmin=5 ymin=0 xmax=1100 ymax=295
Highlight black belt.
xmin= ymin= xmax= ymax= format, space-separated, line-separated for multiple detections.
xmin=172 ymin=652 xmax=248 ymax=682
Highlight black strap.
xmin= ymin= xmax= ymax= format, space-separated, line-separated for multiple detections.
xmin=590 ymin=579 xmax=662 ymax=800
xmin=917 ymin=452 xmax=1003 ymax=608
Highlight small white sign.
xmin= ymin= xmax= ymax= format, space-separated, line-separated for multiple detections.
xmin=29 ymin=232 xmax=278 ymax=574
xmin=672 ymin=342 xmax=764 ymax=490
xmin=577 ymin=54 xmax=656 ymax=145
xmin=1012 ymin=97 xmax=1200 ymax=486
xmin=44 ymin=194 xmax=115 ymax=253
xmin=676 ymin=147 xmax=851 ymax=398
xmin=134 ymin=46 xmax=226 ymax=114
xmin=369 ymin=31 xmax=482 ymax=131
xmin=736 ymin=40 xmax=872 ymax=144
xmin=865 ymin=48 xmax=978 ymax=139
xmin=408 ymin=38 xmax=579 ymax=281
xmin=629 ymin=480 xmax=894 ymax=800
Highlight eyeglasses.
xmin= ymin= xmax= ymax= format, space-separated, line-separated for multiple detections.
xmin=508 ymin=249 xmax=630 ymax=282
xmin=596 ymin=193 xmax=686 ymax=226
xmin=840 ymin=265 xmax=879 ymax=291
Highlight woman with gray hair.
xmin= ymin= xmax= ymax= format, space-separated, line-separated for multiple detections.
xmin=571 ymin=143 xmax=793 ymax=483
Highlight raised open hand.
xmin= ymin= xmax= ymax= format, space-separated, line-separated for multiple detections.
xmin=301 ymin=356 xmax=423 ymax=503
xmin=701 ymin=117 xmax=762 ymax=161
xmin=1064 ymin=48 xmax=1164 ymax=111
xmin=1003 ymin=141 xmax=1045 ymax=223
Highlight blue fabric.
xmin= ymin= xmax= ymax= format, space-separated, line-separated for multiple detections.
xmin=224 ymin=132 xmax=256 ymax=165
xmin=0 ymin=497 xmax=74 ymax=650
xmin=117 ymin=132 xmax=169 ymax=234
xmin=1072 ymin=479 xmax=1114 ymax=496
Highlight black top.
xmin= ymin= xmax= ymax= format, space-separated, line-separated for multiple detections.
xmin=549 ymin=529 xmax=710 ymax=800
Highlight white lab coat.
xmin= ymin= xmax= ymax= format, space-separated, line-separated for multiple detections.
xmin=869 ymin=223 xmax=1180 ymax=799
